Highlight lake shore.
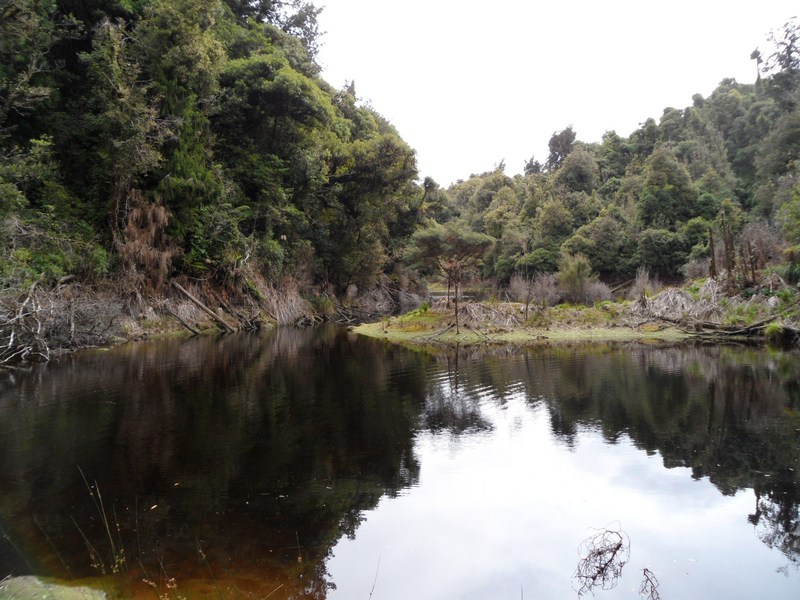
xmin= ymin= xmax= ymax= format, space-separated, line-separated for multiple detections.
xmin=352 ymin=301 xmax=690 ymax=348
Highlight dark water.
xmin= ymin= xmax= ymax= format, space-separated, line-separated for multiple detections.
xmin=0 ymin=328 xmax=798 ymax=598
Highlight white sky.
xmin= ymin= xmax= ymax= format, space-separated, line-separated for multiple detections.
xmin=317 ymin=0 xmax=797 ymax=186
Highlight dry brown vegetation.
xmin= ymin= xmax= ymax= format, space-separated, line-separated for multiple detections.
xmin=114 ymin=190 xmax=177 ymax=301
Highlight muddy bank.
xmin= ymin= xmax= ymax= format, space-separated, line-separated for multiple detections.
xmin=0 ymin=279 xmax=421 ymax=365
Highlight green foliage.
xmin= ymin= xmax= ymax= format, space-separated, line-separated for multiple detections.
xmin=556 ymin=252 xmax=597 ymax=304
xmin=637 ymin=228 xmax=687 ymax=278
xmin=0 ymin=0 xmax=81 ymax=137
xmin=3 ymin=3 xmax=800 ymax=302
xmin=139 ymin=0 xmax=226 ymax=98
xmin=546 ymin=126 xmax=576 ymax=171
xmin=516 ymin=247 xmax=559 ymax=274
xmin=776 ymin=188 xmax=800 ymax=244
xmin=639 ymin=146 xmax=698 ymax=228
xmin=534 ymin=198 xmax=574 ymax=245
xmin=562 ymin=208 xmax=636 ymax=278
xmin=483 ymin=186 xmax=521 ymax=237
xmin=764 ymin=321 xmax=784 ymax=343
xmin=680 ymin=217 xmax=712 ymax=256
xmin=420 ymin=177 xmax=456 ymax=223
xmin=407 ymin=222 xmax=493 ymax=276
xmin=779 ymin=246 xmax=800 ymax=283
xmin=555 ymin=147 xmax=599 ymax=193
xmin=79 ymin=18 xmax=166 ymax=200
xmin=182 ymin=203 xmax=252 ymax=274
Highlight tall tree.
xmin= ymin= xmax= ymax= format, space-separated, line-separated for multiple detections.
xmin=555 ymin=147 xmax=599 ymax=193
xmin=407 ymin=223 xmax=492 ymax=333
xmin=546 ymin=125 xmax=576 ymax=171
xmin=638 ymin=145 xmax=698 ymax=228
xmin=0 ymin=0 xmax=80 ymax=138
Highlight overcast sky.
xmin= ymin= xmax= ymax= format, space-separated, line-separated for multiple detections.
xmin=317 ymin=1 xmax=797 ymax=186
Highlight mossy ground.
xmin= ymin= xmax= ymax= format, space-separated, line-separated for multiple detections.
xmin=355 ymin=302 xmax=687 ymax=347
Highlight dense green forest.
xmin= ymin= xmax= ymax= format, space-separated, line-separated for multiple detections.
xmin=2 ymin=1 xmax=800 ymax=311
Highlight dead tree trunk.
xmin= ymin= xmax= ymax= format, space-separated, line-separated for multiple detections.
xmin=172 ymin=282 xmax=236 ymax=333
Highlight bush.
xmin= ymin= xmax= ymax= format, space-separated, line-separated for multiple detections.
xmin=628 ymin=267 xmax=662 ymax=300
xmin=586 ymin=281 xmax=612 ymax=303
xmin=780 ymin=246 xmax=800 ymax=284
xmin=557 ymin=253 xmax=597 ymax=305
xmin=681 ymin=259 xmax=709 ymax=280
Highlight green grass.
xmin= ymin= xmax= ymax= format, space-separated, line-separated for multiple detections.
xmin=354 ymin=301 xmax=688 ymax=348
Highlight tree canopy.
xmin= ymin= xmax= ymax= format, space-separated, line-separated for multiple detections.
xmin=2 ymin=5 xmax=800 ymax=302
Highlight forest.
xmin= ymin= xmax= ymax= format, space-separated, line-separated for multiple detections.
xmin=2 ymin=1 xmax=800 ymax=357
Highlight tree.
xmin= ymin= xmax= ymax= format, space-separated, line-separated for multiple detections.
xmin=776 ymin=187 xmax=800 ymax=244
xmin=762 ymin=18 xmax=800 ymax=109
xmin=0 ymin=0 xmax=80 ymax=137
xmin=509 ymin=272 xmax=558 ymax=319
xmin=139 ymin=0 xmax=226 ymax=101
xmin=638 ymin=145 xmax=698 ymax=228
xmin=407 ymin=223 xmax=492 ymax=333
xmin=555 ymin=147 xmax=599 ymax=193
xmin=534 ymin=198 xmax=574 ymax=246
xmin=715 ymin=198 xmax=745 ymax=289
xmin=637 ymin=228 xmax=687 ymax=278
xmin=483 ymin=186 xmax=521 ymax=238
xmin=80 ymin=17 xmax=168 ymax=226
xmin=419 ymin=177 xmax=456 ymax=223
xmin=630 ymin=117 xmax=659 ymax=157
xmin=524 ymin=155 xmax=543 ymax=175
xmin=546 ymin=125 xmax=576 ymax=171
xmin=597 ymin=130 xmax=632 ymax=185
xmin=561 ymin=207 xmax=635 ymax=278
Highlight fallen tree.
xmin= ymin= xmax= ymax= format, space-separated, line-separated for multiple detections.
xmin=628 ymin=280 xmax=800 ymax=345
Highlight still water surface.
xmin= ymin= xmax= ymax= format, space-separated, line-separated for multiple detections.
xmin=1 ymin=327 xmax=798 ymax=598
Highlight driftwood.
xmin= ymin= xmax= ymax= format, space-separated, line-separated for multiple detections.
xmin=1 ymin=279 xmax=49 ymax=364
xmin=632 ymin=288 xmax=800 ymax=344
xmin=424 ymin=323 xmax=456 ymax=342
xmin=609 ymin=278 xmax=635 ymax=294
xmin=171 ymin=281 xmax=236 ymax=333
xmin=163 ymin=305 xmax=200 ymax=336
xmin=218 ymin=297 xmax=259 ymax=331
xmin=465 ymin=324 xmax=491 ymax=341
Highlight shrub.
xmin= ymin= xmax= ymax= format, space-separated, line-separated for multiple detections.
xmin=627 ymin=267 xmax=662 ymax=300
xmin=586 ymin=281 xmax=612 ymax=303
xmin=681 ymin=259 xmax=709 ymax=280
xmin=557 ymin=253 xmax=597 ymax=305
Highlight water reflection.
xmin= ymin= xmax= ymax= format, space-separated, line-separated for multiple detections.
xmin=0 ymin=333 xmax=799 ymax=598
xmin=0 ymin=327 xmax=426 ymax=597
xmin=421 ymin=343 xmax=800 ymax=572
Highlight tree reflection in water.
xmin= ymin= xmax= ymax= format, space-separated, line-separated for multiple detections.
xmin=415 ymin=341 xmax=799 ymax=575
xmin=0 ymin=334 xmax=798 ymax=597
xmin=0 ymin=326 xmax=426 ymax=597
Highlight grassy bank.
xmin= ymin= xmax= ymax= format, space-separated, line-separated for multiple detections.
xmin=353 ymin=301 xmax=689 ymax=348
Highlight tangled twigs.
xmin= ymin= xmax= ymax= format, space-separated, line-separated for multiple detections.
xmin=1 ymin=282 xmax=127 ymax=365
xmin=0 ymin=279 xmax=51 ymax=365
xmin=573 ymin=527 xmax=630 ymax=596
xmin=639 ymin=567 xmax=661 ymax=600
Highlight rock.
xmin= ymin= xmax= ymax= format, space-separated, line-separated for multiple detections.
xmin=0 ymin=576 xmax=106 ymax=599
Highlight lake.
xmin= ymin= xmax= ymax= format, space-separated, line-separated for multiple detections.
xmin=1 ymin=327 xmax=798 ymax=598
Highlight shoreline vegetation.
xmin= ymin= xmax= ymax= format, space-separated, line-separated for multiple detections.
xmin=3 ymin=270 xmax=800 ymax=368
xmin=3 ymin=5 xmax=800 ymax=364
xmin=2 ymin=270 xmax=799 ymax=369
xmin=354 ymin=288 xmax=800 ymax=350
